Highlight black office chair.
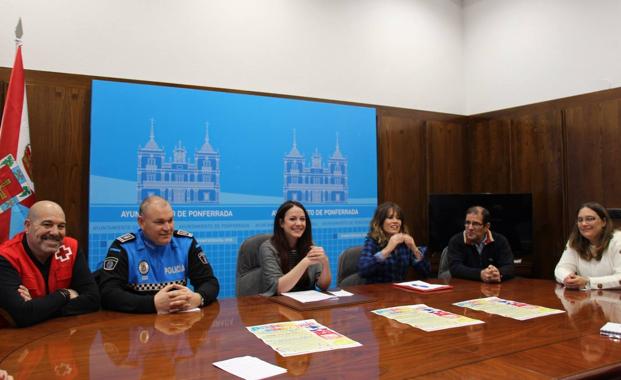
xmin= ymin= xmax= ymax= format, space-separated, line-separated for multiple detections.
xmin=235 ymin=234 xmax=271 ymax=296
xmin=337 ymin=245 xmax=365 ymax=287
xmin=437 ymin=246 xmax=451 ymax=280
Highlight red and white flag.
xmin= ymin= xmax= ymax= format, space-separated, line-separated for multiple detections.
xmin=0 ymin=27 xmax=36 ymax=242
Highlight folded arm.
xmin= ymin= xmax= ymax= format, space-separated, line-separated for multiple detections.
xmin=0 ymin=258 xmax=70 ymax=327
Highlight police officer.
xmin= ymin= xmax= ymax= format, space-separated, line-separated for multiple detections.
xmin=98 ymin=196 xmax=219 ymax=313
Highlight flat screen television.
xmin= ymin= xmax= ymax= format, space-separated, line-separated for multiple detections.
xmin=428 ymin=193 xmax=533 ymax=258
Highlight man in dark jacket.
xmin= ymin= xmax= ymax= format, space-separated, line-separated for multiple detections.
xmin=447 ymin=205 xmax=515 ymax=282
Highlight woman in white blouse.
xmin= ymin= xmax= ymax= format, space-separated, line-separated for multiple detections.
xmin=555 ymin=202 xmax=621 ymax=290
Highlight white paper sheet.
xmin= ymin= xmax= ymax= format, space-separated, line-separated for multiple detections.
xmin=213 ymin=356 xmax=287 ymax=380
xmin=281 ymin=290 xmax=336 ymax=303
xmin=394 ymin=280 xmax=451 ymax=292
xmin=601 ymin=322 xmax=621 ymax=338
xmin=328 ymin=289 xmax=354 ymax=297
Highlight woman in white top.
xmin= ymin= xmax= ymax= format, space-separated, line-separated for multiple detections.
xmin=555 ymin=202 xmax=621 ymax=290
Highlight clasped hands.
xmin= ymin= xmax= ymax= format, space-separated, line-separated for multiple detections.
xmin=302 ymin=246 xmax=329 ymax=267
xmin=563 ymin=273 xmax=589 ymax=289
xmin=154 ymin=283 xmax=202 ymax=314
xmin=383 ymin=233 xmax=422 ymax=260
xmin=480 ymin=265 xmax=501 ymax=283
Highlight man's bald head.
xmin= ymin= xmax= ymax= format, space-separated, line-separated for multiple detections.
xmin=138 ymin=196 xmax=174 ymax=245
xmin=28 ymin=200 xmax=65 ymax=221
xmin=139 ymin=195 xmax=170 ymax=216
xmin=24 ymin=200 xmax=67 ymax=262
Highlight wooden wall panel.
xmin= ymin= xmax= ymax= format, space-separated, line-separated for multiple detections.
xmin=467 ymin=118 xmax=512 ymax=193
xmin=427 ymin=120 xmax=468 ymax=194
xmin=599 ymin=101 xmax=621 ymax=205
xmin=565 ymin=103 xmax=605 ymax=209
xmin=26 ymin=83 xmax=91 ymax=246
xmin=565 ymin=98 xmax=621 ymax=233
xmin=376 ymin=111 xmax=428 ymax=243
xmin=510 ymin=111 xmax=565 ymax=278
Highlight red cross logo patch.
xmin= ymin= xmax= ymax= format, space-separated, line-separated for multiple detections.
xmin=54 ymin=245 xmax=73 ymax=262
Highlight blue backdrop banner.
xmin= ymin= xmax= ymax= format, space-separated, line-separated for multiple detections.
xmin=89 ymin=80 xmax=377 ymax=297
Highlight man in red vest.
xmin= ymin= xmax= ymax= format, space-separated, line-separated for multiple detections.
xmin=0 ymin=200 xmax=99 ymax=327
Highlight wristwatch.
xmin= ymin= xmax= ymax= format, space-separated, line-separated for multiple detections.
xmin=58 ymin=288 xmax=71 ymax=301
xmin=199 ymin=293 xmax=205 ymax=307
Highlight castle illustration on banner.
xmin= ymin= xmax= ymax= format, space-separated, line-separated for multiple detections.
xmin=137 ymin=120 xmax=221 ymax=204
xmin=283 ymin=130 xmax=348 ymax=204
xmin=136 ymin=123 xmax=348 ymax=204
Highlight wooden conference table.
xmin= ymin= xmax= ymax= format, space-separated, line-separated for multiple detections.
xmin=1 ymin=278 xmax=621 ymax=379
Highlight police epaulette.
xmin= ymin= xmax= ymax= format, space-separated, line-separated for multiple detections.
xmin=174 ymin=230 xmax=193 ymax=238
xmin=116 ymin=232 xmax=136 ymax=243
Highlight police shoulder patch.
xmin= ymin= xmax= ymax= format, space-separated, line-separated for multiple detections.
xmin=103 ymin=257 xmax=119 ymax=271
xmin=116 ymin=233 xmax=136 ymax=243
xmin=174 ymin=229 xmax=193 ymax=238
xmin=198 ymin=251 xmax=209 ymax=265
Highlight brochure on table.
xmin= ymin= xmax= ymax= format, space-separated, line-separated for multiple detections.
xmin=372 ymin=304 xmax=484 ymax=332
xmin=247 ymin=319 xmax=362 ymax=357
xmin=454 ymin=297 xmax=565 ymax=321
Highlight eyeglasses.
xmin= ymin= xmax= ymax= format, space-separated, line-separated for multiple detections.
xmin=464 ymin=221 xmax=484 ymax=228
xmin=576 ymin=216 xmax=598 ymax=224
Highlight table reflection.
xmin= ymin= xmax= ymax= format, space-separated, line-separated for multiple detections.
xmin=100 ymin=313 xmax=203 ymax=366
xmin=93 ymin=305 xmax=220 ymax=378
xmin=9 ymin=327 xmax=97 ymax=380
xmin=382 ymin=318 xmax=411 ymax=345
xmin=275 ymin=354 xmax=311 ymax=377
xmin=555 ymin=285 xmax=621 ymax=323
xmin=480 ymin=283 xmax=502 ymax=297
xmin=580 ymin=334 xmax=608 ymax=363
xmin=1 ymin=304 xmax=220 ymax=379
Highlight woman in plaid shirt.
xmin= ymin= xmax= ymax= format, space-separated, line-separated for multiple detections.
xmin=358 ymin=202 xmax=430 ymax=283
